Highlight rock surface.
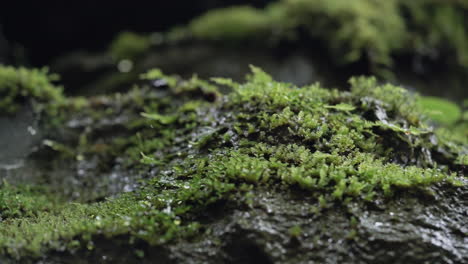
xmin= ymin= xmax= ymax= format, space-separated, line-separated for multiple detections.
xmin=0 ymin=67 xmax=466 ymax=263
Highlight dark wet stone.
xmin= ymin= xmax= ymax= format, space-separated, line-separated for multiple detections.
xmin=0 ymin=104 xmax=41 ymax=181
xmin=0 ymin=58 xmax=465 ymax=264
xmin=34 ymin=183 xmax=466 ymax=264
xmin=151 ymin=183 xmax=467 ymax=264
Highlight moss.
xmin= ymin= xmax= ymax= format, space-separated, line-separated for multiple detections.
xmin=190 ymin=6 xmax=271 ymax=41
xmin=40 ymin=70 xmax=221 ymax=170
xmin=288 ymin=225 xmax=302 ymax=238
xmin=177 ymin=0 xmax=468 ymax=72
xmin=349 ymin=76 xmax=422 ymax=123
xmin=275 ymin=0 xmax=405 ymax=67
xmin=0 ymin=67 xmax=465 ymax=260
xmin=0 ymin=182 xmax=60 ymax=220
xmin=401 ymin=0 xmax=468 ymax=66
xmin=0 ymin=66 xmax=64 ymax=114
xmin=109 ymin=31 xmax=151 ymax=61
xmin=456 ymin=155 xmax=468 ymax=166
xmin=187 ymin=0 xmax=405 ymax=67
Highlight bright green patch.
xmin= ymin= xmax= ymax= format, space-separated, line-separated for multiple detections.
xmin=419 ymin=96 xmax=462 ymax=126
xmin=456 ymin=155 xmax=468 ymax=166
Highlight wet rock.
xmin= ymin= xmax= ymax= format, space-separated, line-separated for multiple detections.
xmin=30 ymin=183 xmax=467 ymax=264
xmin=0 ymin=67 xmax=466 ymax=264
xmin=0 ymin=104 xmax=41 ymax=181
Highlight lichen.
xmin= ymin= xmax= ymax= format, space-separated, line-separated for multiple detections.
xmin=0 ymin=67 xmax=465 ymax=260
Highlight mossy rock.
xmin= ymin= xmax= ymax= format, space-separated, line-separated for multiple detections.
xmin=0 ymin=67 xmax=466 ymax=263
xmin=47 ymin=0 xmax=468 ymax=101
xmin=52 ymin=0 xmax=468 ymax=98
xmin=179 ymin=0 xmax=468 ymax=73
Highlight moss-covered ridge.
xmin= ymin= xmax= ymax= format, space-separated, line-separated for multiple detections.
xmin=179 ymin=0 xmax=468 ymax=72
xmin=0 ymin=67 xmax=465 ymax=260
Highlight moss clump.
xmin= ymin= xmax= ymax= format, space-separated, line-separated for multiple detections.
xmin=184 ymin=0 xmax=468 ymax=72
xmin=456 ymin=155 xmax=468 ymax=166
xmin=0 ymin=183 xmax=59 ymax=220
xmin=0 ymin=67 xmax=465 ymax=260
xmin=190 ymin=6 xmax=271 ymax=41
xmin=40 ymin=69 xmax=221 ymax=170
xmin=188 ymin=0 xmax=404 ymax=66
xmin=0 ymin=66 xmax=64 ymax=114
xmin=401 ymin=0 xmax=468 ymax=66
xmin=109 ymin=31 xmax=151 ymax=61
xmin=271 ymin=0 xmax=405 ymax=67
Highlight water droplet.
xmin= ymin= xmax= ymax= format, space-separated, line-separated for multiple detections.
xmin=117 ymin=59 xmax=133 ymax=73
xmin=123 ymin=184 xmax=133 ymax=192
xmin=152 ymin=79 xmax=167 ymax=87
xmin=27 ymin=126 xmax=36 ymax=135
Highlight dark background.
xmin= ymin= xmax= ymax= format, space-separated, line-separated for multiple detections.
xmin=0 ymin=0 xmax=271 ymax=66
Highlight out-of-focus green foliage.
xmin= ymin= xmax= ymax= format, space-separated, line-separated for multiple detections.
xmin=269 ymin=0 xmax=405 ymax=67
xmin=419 ymin=96 xmax=462 ymax=126
xmin=190 ymin=6 xmax=271 ymax=41
xmin=109 ymin=31 xmax=151 ymax=60
xmin=0 ymin=66 xmax=64 ymax=114
xmin=185 ymin=0 xmax=468 ymax=72
xmin=402 ymin=0 xmax=468 ymax=66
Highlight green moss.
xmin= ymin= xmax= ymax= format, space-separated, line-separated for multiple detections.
xmin=401 ymin=0 xmax=468 ymax=66
xmin=190 ymin=6 xmax=271 ymax=41
xmin=0 ymin=183 xmax=60 ymax=220
xmin=288 ymin=225 xmax=302 ymax=238
xmin=456 ymin=154 xmax=468 ymax=166
xmin=0 ymin=66 xmax=64 ymax=114
xmin=177 ymin=0 xmax=468 ymax=72
xmin=274 ymin=0 xmax=405 ymax=66
xmin=188 ymin=0 xmax=405 ymax=67
xmin=0 ymin=67 xmax=465 ymax=260
xmin=349 ymin=76 xmax=422 ymax=123
xmin=109 ymin=31 xmax=151 ymax=60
